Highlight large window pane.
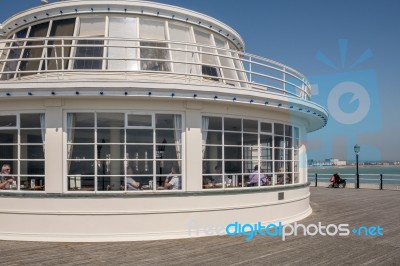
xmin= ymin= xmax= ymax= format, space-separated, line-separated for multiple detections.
xmin=126 ymin=129 xmax=153 ymax=143
xmin=224 ymin=146 xmax=242 ymax=159
xmin=96 ymin=145 xmax=124 ymax=159
xmin=97 ymin=113 xmax=124 ymax=127
xmin=68 ymin=176 xmax=94 ymax=191
xmin=74 ymin=17 xmax=105 ymax=70
xmin=68 ymin=160 xmax=95 ymax=175
xmin=1 ymin=29 xmax=28 ymax=80
xmin=68 ymin=145 xmax=94 ymax=159
xmin=20 ymin=130 xmax=43 ymax=144
xmin=205 ymin=131 xmax=222 ymax=145
xmin=0 ymin=115 xmax=17 ymax=127
xmin=207 ymin=116 xmax=222 ymax=130
xmin=203 ymin=146 xmax=222 ymax=159
xmin=97 ymin=129 xmax=125 ymax=143
xmin=20 ymin=161 xmax=44 ymax=175
xmin=128 ymin=114 xmax=152 ymax=127
xmin=126 ymin=145 xmax=153 ymax=160
xmin=169 ymin=22 xmax=196 ymax=75
xmin=224 ymin=132 xmax=241 ymax=145
xmin=21 ymin=114 xmax=43 ymax=128
xmin=69 ymin=129 xmax=94 ymax=143
xmin=0 ymin=145 xmax=17 ymax=159
xmin=224 ymin=118 xmax=241 ymax=131
xmin=19 ymin=22 xmax=50 ymax=75
xmin=274 ymin=123 xmax=284 ymax=135
xmin=20 ymin=145 xmax=44 ymax=160
xmin=73 ymin=113 xmax=95 ymax=127
xmin=108 ymin=17 xmax=138 ymax=71
xmin=46 ymin=18 xmax=76 ymax=71
xmin=261 ymin=122 xmax=272 ymax=133
xmin=0 ymin=130 xmax=18 ymax=143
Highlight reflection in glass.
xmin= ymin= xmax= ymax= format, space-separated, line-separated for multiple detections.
xmin=224 ymin=117 xmax=241 ymax=131
xmin=68 ymin=160 xmax=94 ymax=175
xmin=20 ymin=160 xmax=44 ymax=175
xmin=243 ymin=119 xmax=258 ymax=132
xmin=19 ymin=22 xmax=50 ymax=75
xmin=68 ymin=176 xmax=94 ymax=191
xmin=46 ymin=18 xmax=76 ymax=70
xmin=0 ymin=130 xmax=18 ymax=143
xmin=274 ymin=123 xmax=284 ymax=135
xmin=128 ymin=114 xmax=152 ymax=127
xmin=1 ymin=29 xmax=28 ymax=80
xmin=97 ymin=113 xmax=124 ymax=127
xmin=126 ymin=129 xmax=153 ymax=143
xmin=224 ymin=132 xmax=241 ymax=145
xmin=97 ymin=129 xmax=125 ymax=143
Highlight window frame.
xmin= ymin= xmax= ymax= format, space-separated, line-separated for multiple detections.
xmin=63 ymin=110 xmax=184 ymax=193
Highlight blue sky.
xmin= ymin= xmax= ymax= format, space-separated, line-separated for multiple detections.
xmin=1 ymin=0 xmax=399 ymax=161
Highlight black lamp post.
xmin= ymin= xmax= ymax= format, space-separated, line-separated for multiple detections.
xmin=354 ymin=144 xmax=360 ymax=189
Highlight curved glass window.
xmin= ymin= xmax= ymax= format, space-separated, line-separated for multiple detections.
xmin=19 ymin=22 xmax=49 ymax=75
xmin=202 ymin=116 xmax=300 ymax=189
xmin=0 ymin=113 xmax=45 ymax=192
xmin=46 ymin=18 xmax=76 ymax=71
xmin=66 ymin=112 xmax=182 ymax=192
xmin=73 ymin=17 xmax=105 ymax=70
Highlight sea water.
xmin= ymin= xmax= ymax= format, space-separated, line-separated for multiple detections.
xmin=308 ymin=166 xmax=400 ymax=185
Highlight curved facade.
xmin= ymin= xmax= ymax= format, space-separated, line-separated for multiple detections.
xmin=0 ymin=0 xmax=328 ymax=241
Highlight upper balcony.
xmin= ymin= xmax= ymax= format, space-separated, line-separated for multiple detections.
xmin=0 ymin=0 xmax=327 ymax=131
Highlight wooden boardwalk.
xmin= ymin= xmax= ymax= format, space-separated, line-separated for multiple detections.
xmin=0 ymin=187 xmax=399 ymax=266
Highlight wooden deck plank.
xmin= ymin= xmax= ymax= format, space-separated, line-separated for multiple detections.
xmin=0 ymin=187 xmax=399 ymax=265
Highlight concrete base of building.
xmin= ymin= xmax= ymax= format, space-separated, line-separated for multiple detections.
xmin=0 ymin=185 xmax=311 ymax=242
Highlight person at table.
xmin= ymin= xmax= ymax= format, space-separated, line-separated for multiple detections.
xmin=0 ymin=163 xmax=15 ymax=190
xmin=212 ymin=164 xmax=223 ymax=184
xmin=276 ymin=167 xmax=286 ymax=185
xmin=164 ymin=166 xmax=180 ymax=190
xmin=248 ymin=165 xmax=267 ymax=186
xmin=126 ymin=166 xmax=141 ymax=190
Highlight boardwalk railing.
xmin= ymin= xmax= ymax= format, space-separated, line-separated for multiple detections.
xmin=309 ymin=173 xmax=400 ymax=191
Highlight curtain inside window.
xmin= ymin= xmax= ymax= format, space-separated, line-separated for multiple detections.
xmin=173 ymin=115 xmax=182 ymax=168
xmin=67 ymin=114 xmax=75 ymax=169
xmin=201 ymin=116 xmax=209 ymax=158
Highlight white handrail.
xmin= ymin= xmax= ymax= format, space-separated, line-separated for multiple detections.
xmin=0 ymin=36 xmax=311 ymax=100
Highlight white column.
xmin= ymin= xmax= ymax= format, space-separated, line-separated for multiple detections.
xmin=184 ymin=109 xmax=202 ymax=191
xmin=44 ymin=99 xmax=64 ymax=193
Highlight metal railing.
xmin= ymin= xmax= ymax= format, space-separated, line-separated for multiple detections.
xmin=0 ymin=37 xmax=311 ymax=100
xmin=309 ymin=173 xmax=400 ymax=191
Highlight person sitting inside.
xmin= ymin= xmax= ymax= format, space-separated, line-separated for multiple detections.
xmin=248 ymin=165 xmax=268 ymax=186
xmin=0 ymin=164 xmax=15 ymax=190
xmin=126 ymin=166 xmax=141 ymax=190
xmin=276 ymin=167 xmax=285 ymax=185
xmin=164 ymin=166 xmax=180 ymax=190
xmin=212 ymin=165 xmax=223 ymax=185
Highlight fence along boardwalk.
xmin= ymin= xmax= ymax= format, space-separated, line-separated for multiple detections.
xmin=0 ymin=187 xmax=398 ymax=266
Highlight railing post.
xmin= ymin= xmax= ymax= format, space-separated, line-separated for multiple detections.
xmin=380 ymin=174 xmax=383 ymax=190
xmin=315 ymin=173 xmax=318 ymax=187
xmin=249 ymin=56 xmax=252 ymax=83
